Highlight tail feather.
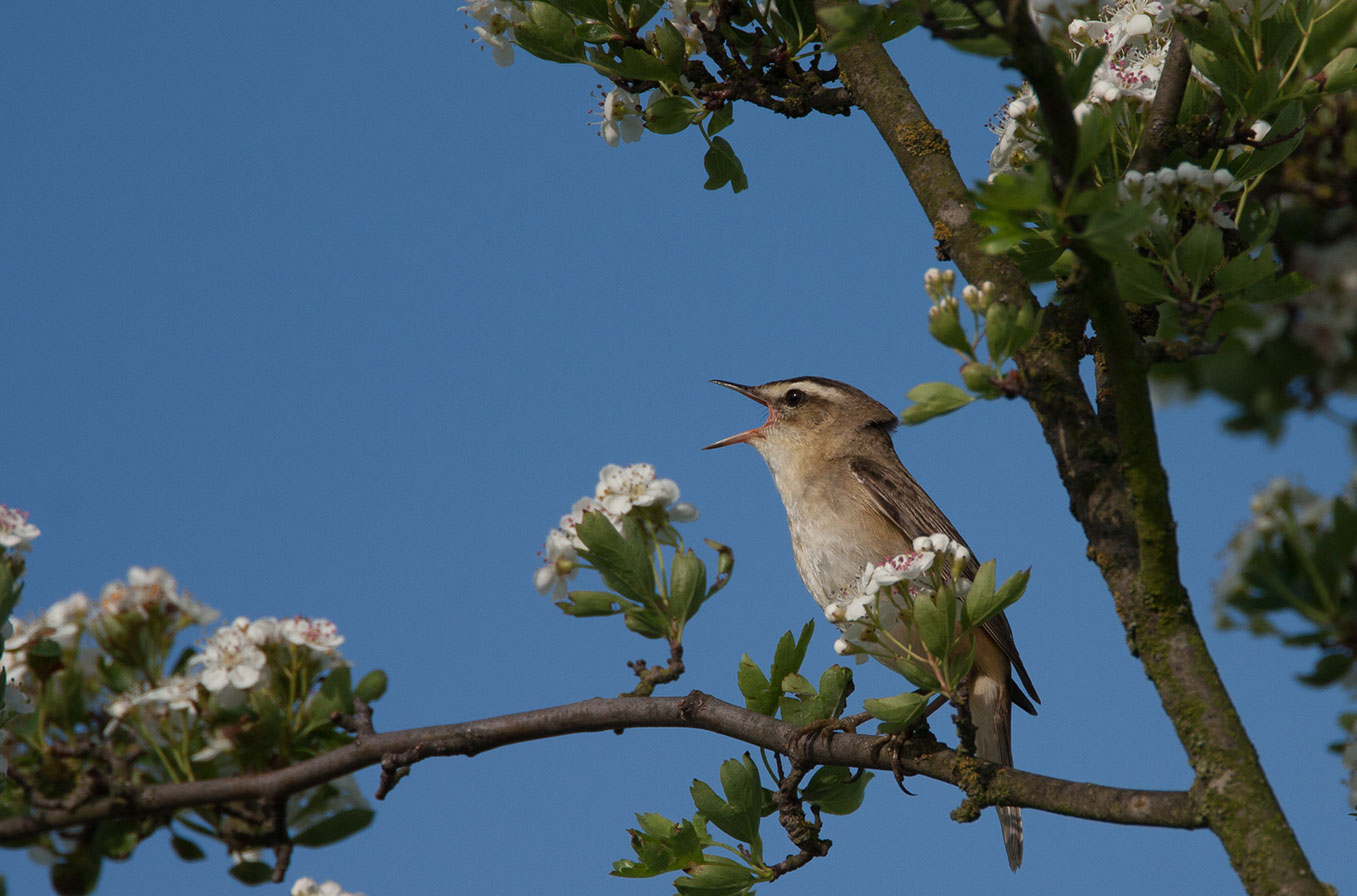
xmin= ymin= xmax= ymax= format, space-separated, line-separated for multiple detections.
xmin=971 ymin=673 xmax=1022 ymax=871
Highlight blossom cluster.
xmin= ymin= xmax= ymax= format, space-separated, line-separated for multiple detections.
xmin=292 ymin=877 xmax=367 ymax=896
xmin=534 ymin=463 xmax=698 ymax=599
xmin=461 ymin=0 xmax=720 ymax=147
xmin=1120 ymin=161 xmax=1243 ymax=233
xmin=0 ymin=504 xmax=40 ymax=550
xmin=824 ymin=534 xmax=970 ymax=662
xmin=991 ymin=0 xmax=1276 ymax=178
xmin=188 ymin=614 xmax=346 ymax=709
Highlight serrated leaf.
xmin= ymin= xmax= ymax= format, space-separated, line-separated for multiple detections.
xmin=1113 ymin=254 xmax=1169 ymax=304
xmin=675 ymin=858 xmax=760 ymax=896
xmin=963 ymin=565 xmax=1028 ymax=630
xmin=1177 ymin=222 xmax=1224 ymax=293
xmin=577 ymin=512 xmax=655 ymax=603
xmin=736 ymin=654 xmax=775 ymax=714
xmin=899 ymin=381 xmax=974 ymax=425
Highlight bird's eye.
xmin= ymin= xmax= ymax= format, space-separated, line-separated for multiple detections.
xmin=784 ymin=388 xmax=805 ymax=407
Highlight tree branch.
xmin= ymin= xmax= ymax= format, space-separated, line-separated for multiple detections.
xmin=809 ymin=3 xmax=1327 ymax=892
xmin=0 ymin=693 xmax=1201 ymax=842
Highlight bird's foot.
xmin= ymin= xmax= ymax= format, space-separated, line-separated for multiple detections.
xmin=789 ymin=711 xmax=872 ymax=761
xmin=869 ymin=719 xmax=939 ymax=795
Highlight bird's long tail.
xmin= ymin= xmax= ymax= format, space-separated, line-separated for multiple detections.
xmin=971 ymin=673 xmax=1021 ymax=871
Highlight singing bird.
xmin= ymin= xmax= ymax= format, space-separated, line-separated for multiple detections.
xmin=704 ymin=376 xmax=1039 ymax=870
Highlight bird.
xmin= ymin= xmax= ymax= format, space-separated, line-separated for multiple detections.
xmin=703 ymin=375 xmax=1038 ymax=871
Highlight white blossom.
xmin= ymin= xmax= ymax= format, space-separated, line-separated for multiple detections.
xmin=558 ymin=496 xmax=624 ymax=549
xmin=280 ymin=616 xmax=345 ymax=655
xmin=598 ymin=88 xmax=644 ymax=147
xmin=0 ymin=505 xmax=40 ymax=550
xmin=292 ymin=878 xmax=366 ymax=896
xmin=534 ymin=528 xmax=579 ymax=599
xmin=192 ymin=626 xmax=268 ymax=696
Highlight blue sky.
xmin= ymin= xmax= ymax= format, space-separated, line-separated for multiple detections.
xmin=4 ymin=4 xmax=1354 ymax=895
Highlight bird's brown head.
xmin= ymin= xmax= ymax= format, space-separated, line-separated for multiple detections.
xmin=703 ymin=377 xmax=898 ymax=459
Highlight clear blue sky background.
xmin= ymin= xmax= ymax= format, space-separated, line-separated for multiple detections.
xmin=4 ymin=4 xmax=1354 ymax=895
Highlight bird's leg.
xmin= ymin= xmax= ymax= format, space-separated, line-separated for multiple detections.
xmin=869 ymin=693 xmax=949 ymax=793
xmin=789 ymin=711 xmax=873 ymax=761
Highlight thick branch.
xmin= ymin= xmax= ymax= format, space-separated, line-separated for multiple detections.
xmin=811 ymin=3 xmax=1326 ymax=892
xmin=0 ymin=693 xmax=1200 ymax=841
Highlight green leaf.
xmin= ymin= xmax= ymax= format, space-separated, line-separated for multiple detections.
xmin=864 ymin=691 xmax=929 ymax=726
xmin=577 ymin=512 xmax=655 ymax=603
xmin=800 ymin=765 xmax=873 ymax=814
xmin=169 ymin=835 xmax=207 ymax=861
xmin=575 ymin=21 xmax=616 ymax=42
xmin=1232 ymin=101 xmax=1304 ymax=181
xmin=984 ymin=302 xmax=1015 ymax=364
xmin=707 ymin=103 xmax=733 ymax=137
xmin=702 ymin=137 xmax=747 ymax=193
xmin=292 ymin=808 xmax=376 ymax=847
xmin=616 ymin=47 xmax=673 ymax=81
xmin=1113 ymin=254 xmax=1169 ymax=304
xmin=675 ymin=857 xmax=760 ymax=896
xmin=962 ymin=565 xmax=1029 ymax=631
xmin=227 ymin=861 xmax=274 ymax=885
xmin=647 ymin=96 xmax=701 ymax=135
xmin=1213 ymin=247 xmax=1280 ymax=295
xmin=911 ymin=593 xmax=950 ymax=659
xmin=557 ymin=590 xmax=628 ymax=616
xmin=690 ymin=761 xmax=762 ymax=854
xmin=888 ymin=653 xmax=940 ymax=691
xmin=514 ymin=1 xmax=585 ymax=63
xmin=817 ymin=4 xmax=883 ymax=53
xmin=1298 ymin=652 xmax=1354 ymax=687
xmin=780 ymin=665 xmax=852 ymax=725
xmin=736 ymin=654 xmax=775 ymax=714
xmin=654 ymin=18 xmax=687 ymax=70
xmin=928 ymin=304 xmax=972 ymax=356
xmin=353 ymin=668 xmax=388 ymax=703
xmin=668 ymin=548 xmax=707 ymax=622
xmin=899 ymin=381 xmax=974 ymax=425
xmin=1072 ymin=104 xmax=1114 ymax=179
xmin=623 ymin=606 xmax=668 ymax=639
xmin=768 ymin=622 xmax=814 ymax=693
xmin=1176 ymin=222 xmax=1224 ymax=293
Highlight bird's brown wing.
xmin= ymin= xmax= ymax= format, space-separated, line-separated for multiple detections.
xmin=849 ymin=457 xmax=1040 ymax=712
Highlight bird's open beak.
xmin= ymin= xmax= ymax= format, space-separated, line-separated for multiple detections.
xmin=703 ymin=380 xmax=772 ymax=449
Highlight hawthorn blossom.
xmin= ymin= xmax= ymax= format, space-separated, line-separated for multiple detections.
xmin=280 ymin=616 xmax=345 ymax=655
xmin=595 ymin=463 xmax=681 ymax=515
xmin=99 ymin=566 xmax=219 ymax=625
xmin=292 ymin=878 xmax=367 ymax=896
xmin=558 ymin=496 xmax=624 ymax=549
xmin=0 ymin=505 xmax=40 ymax=550
xmin=105 ymin=674 xmax=202 ymax=734
xmin=191 ymin=626 xmax=268 ymax=700
xmin=598 ymin=88 xmax=644 ymax=147
xmin=534 ymin=528 xmax=579 ymax=599
xmin=461 ymin=0 xmax=524 ymax=67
